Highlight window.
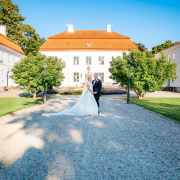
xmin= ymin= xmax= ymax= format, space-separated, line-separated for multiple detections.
xmin=1 ymin=52 xmax=3 ymax=62
xmin=73 ymin=56 xmax=79 ymax=65
xmin=8 ymin=54 xmax=10 ymax=62
xmin=13 ymin=56 xmax=15 ymax=63
xmin=99 ymin=73 xmax=104 ymax=82
xmin=167 ymin=54 xmax=170 ymax=61
xmin=51 ymin=56 xmax=57 ymax=59
xmin=172 ymin=53 xmax=175 ymax=61
xmin=98 ymin=56 xmax=104 ymax=65
xmin=73 ymin=72 xmax=79 ymax=82
xmin=86 ymin=56 xmax=91 ymax=65
xmin=1 ymin=70 xmax=4 ymax=82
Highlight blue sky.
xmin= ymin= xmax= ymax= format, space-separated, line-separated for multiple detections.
xmin=12 ymin=0 xmax=180 ymax=50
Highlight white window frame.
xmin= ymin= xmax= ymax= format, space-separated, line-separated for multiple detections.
xmin=2 ymin=52 xmax=4 ymax=62
xmin=98 ymin=56 xmax=104 ymax=65
xmin=73 ymin=56 xmax=79 ymax=65
xmin=73 ymin=72 xmax=79 ymax=82
xmin=8 ymin=54 xmax=10 ymax=62
xmin=13 ymin=56 xmax=15 ymax=63
xmin=1 ymin=69 xmax=4 ymax=82
xmin=167 ymin=54 xmax=170 ymax=61
xmin=86 ymin=56 xmax=91 ymax=65
xmin=172 ymin=52 xmax=175 ymax=61
xmin=99 ymin=72 xmax=104 ymax=82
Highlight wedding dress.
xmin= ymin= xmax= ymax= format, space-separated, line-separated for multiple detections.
xmin=42 ymin=82 xmax=98 ymax=116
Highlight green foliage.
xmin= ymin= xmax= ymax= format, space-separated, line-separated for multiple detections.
xmin=109 ymin=50 xmax=177 ymax=98
xmin=152 ymin=40 xmax=178 ymax=54
xmin=11 ymin=54 xmax=66 ymax=98
xmin=0 ymin=97 xmax=43 ymax=117
xmin=0 ymin=0 xmax=45 ymax=56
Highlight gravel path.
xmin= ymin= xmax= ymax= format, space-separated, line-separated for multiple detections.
xmin=0 ymin=95 xmax=180 ymax=180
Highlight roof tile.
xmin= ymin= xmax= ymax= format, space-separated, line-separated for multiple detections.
xmin=0 ymin=33 xmax=25 ymax=55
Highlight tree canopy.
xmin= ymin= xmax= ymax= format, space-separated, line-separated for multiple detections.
xmin=11 ymin=53 xmax=66 ymax=98
xmin=152 ymin=40 xmax=178 ymax=54
xmin=109 ymin=50 xmax=177 ymax=98
xmin=0 ymin=0 xmax=45 ymax=56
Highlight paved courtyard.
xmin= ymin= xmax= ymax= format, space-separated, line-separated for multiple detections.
xmin=0 ymin=95 xmax=180 ymax=180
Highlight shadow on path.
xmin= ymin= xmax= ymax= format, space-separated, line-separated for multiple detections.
xmin=0 ymin=95 xmax=180 ymax=180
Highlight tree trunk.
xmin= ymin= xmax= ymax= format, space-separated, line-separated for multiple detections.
xmin=33 ymin=92 xmax=36 ymax=99
xmin=133 ymin=89 xmax=145 ymax=99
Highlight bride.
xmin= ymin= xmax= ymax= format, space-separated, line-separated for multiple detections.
xmin=42 ymin=75 xmax=98 ymax=116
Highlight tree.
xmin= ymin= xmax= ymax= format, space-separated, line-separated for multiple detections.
xmin=11 ymin=54 xmax=66 ymax=99
xmin=136 ymin=43 xmax=147 ymax=52
xmin=0 ymin=0 xmax=25 ymax=40
xmin=19 ymin=24 xmax=46 ymax=56
xmin=152 ymin=40 xmax=178 ymax=54
xmin=109 ymin=50 xmax=177 ymax=98
xmin=0 ymin=0 xmax=45 ymax=56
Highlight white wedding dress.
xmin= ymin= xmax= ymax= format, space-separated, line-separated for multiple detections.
xmin=42 ymin=82 xmax=98 ymax=116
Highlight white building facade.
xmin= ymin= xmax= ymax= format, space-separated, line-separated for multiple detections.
xmin=155 ymin=42 xmax=180 ymax=92
xmin=0 ymin=25 xmax=26 ymax=91
xmin=39 ymin=25 xmax=137 ymax=87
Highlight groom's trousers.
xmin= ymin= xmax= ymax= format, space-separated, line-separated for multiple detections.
xmin=94 ymin=92 xmax=100 ymax=108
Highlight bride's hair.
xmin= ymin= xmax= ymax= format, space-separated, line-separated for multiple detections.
xmin=87 ymin=75 xmax=92 ymax=80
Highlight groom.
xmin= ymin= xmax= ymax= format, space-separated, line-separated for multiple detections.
xmin=92 ymin=72 xmax=102 ymax=113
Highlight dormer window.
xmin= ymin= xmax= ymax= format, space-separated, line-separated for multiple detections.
xmin=86 ymin=43 xmax=91 ymax=47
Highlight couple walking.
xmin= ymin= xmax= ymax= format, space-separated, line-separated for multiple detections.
xmin=43 ymin=73 xmax=102 ymax=116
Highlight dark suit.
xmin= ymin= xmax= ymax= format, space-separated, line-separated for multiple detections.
xmin=92 ymin=79 xmax=102 ymax=108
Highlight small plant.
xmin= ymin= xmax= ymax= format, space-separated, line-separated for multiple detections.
xmin=3 ymin=86 xmax=8 ymax=91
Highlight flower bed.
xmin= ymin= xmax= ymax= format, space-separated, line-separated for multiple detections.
xmin=47 ymin=89 xmax=82 ymax=95
xmin=47 ymin=89 xmax=127 ymax=95
xmin=101 ymin=90 xmax=127 ymax=95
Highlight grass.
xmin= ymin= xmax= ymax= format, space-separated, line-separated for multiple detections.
xmin=130 ymin=98 xmax=180 ymax=121
xmin=0 ymin=97 xmax=43 ymax=117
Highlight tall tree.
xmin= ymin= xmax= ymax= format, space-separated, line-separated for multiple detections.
xmin=0 ymin=0 xmax=45 ymax=56
xmin=11 ymin=54 xmax=66 ymax=98
xmin=136 ymin=43 xmax=147 ymax=52
xmin=109 ymin=50 xmax=177 ymax=98
xmin=152 ymin=40 xmax=178 ymax=54
xmin=19 ymin=24 xmax=46 ymax=56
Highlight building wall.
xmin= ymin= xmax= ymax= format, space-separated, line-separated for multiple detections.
xmin=155 ymin=44 xmax=180 ymax=92
xmin=0 ymin=45 xmax=25 ymax=91
xmin=40 ymin=50 xmax=128 ymax=87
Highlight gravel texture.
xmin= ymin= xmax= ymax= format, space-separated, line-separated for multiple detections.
xmin=0 ymin=95 xmax=180 ymax=180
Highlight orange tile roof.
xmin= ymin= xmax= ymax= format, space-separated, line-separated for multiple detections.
xmin=49 ymin=30 xmax=130 ymax=39
xmin=39 ymin=30 xmax=137 ymax=51
xmin=0 ymin=33 xmax=26 ymax=55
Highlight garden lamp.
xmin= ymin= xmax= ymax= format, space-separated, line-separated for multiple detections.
xmin=43 ymin=58 xmax=47 ymax=103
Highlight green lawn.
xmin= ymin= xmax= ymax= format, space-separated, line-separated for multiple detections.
xmin=130 ymin=98 xmax=180 ymax=121
xmin=0 ymin=98 xmax=43 ymax=117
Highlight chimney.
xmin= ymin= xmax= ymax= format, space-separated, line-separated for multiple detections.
xmin=106 ymin=25 xmax=111 ymax=32
xmin=0 ymin=25 xmax=6 ymax=36
xmin=66 ymin=24 xmax=74 ymax=33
